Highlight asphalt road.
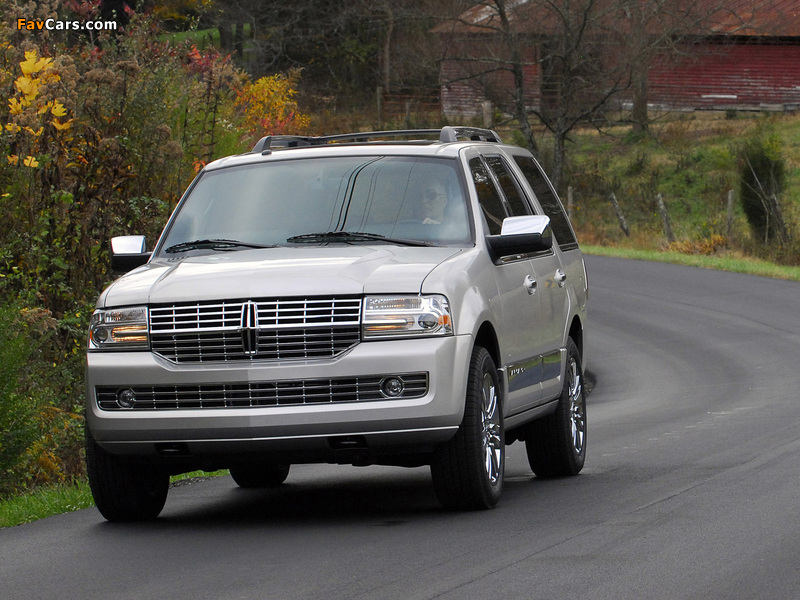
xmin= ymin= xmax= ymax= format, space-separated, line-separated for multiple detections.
xmin=3 ymin=255 xmax=800 ymax=600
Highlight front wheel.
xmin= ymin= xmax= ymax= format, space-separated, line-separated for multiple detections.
xmin=85 ymin=430 xmax=169 ymax=522
xmin=525 ymin=337 xmax=587 ymax=478
xmin=431 ymin=346 xmax=504 ymax=510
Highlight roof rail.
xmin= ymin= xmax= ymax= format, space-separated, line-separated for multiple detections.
xmin=250 ymin=127 xmax=503 ymax=153
xmin=251 ymin=135 xmax=314 ymax=153
xmin=439 ymin=126 xmax=502 ymax=143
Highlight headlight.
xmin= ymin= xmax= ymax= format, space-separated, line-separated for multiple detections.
xmin=362 ymin=295 xmax=453 ymax=339
xmin=88 ymin=306 xmax=149 ymax=351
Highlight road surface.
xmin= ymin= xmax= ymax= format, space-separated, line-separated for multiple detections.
xmin=3 ymin=255 xmax=799 ymax=599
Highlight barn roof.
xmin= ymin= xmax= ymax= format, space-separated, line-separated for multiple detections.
xmin=433 ymin=0 xmax=800 ymax=38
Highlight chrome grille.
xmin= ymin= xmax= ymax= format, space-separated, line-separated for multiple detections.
xmin=149 ymin=297 xmax=362 ymax=363
xmin=96 ymin=373 xmax=429 ymax=410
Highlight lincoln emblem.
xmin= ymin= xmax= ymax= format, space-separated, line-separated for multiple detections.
xmin=240 ymin=301 xmax=259 ymax=355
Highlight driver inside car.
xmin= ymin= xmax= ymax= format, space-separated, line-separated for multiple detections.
xmin=412 ymin=181 xmax=448 ymax=224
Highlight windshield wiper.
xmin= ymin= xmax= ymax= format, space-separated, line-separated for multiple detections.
xmin=286 ymin=231 xmax=433 ymax=247
xmin=164 ymin=239 xmax=278 ymax=254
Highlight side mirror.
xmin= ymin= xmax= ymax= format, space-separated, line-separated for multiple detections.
xmin=111 ymin=235 xmax=150 ymax=271
xmin=486 ymin=215 xmax=552 ymax=261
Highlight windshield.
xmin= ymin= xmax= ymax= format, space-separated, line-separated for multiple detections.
xmin=157 ymin=156 xmax=472 ymax=255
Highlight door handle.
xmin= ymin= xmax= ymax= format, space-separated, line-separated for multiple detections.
xmin=524 ymin=274 xmax=537 ymax=295
xmin=555 ymin=269 xmax=567 ymax=288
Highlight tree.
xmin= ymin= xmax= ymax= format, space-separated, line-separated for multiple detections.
xmin=438 ymin=0 xmax=629 ymax=191
xmin=619 ymin=0 xmax=757 ymax=134
xmin=209 ymin=1 xmax=454 ymax=101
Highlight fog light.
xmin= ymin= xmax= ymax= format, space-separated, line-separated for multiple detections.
xmin=117 ymin=388 xmax=136 ymax=409
xmin=381 ymin=377 xmax=404 ymax=398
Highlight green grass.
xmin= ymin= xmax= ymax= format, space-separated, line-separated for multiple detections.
xmin=0 ymin=481 xmax=94 ymax=528
xmin=0 ymin=471 xmax=229 ymax=528
xmin=583 ymin=244 xmax=800 ymax=281
xmin=561 ymin=112 xmax=800 ymax=263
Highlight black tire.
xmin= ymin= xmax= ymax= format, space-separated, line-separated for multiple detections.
xmin=431 ymin=346 xmax=504 ymax=510
xmin=230 ymin=463 xmax=290 ymax=488
xmin=85 ymin=429 xmax=169 ymax=522
xmin=525 ymin=337 xmax=587 ymax=478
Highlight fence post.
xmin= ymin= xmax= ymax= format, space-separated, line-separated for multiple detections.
xmin=609 ymin=192 xmax=630 ymax=237
xmin=376 ymin=86 xmax=384 ymax=129
xmin=656 ymin=193 xmax=675 ymax=243
xmin=482 ymin=101 xmax=493 ymax=128
xmin=726 ymin=189 xmax=735 ymax=242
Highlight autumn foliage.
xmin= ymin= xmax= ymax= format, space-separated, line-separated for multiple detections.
xmin=0 ymin=3 xmax=309 ymax=496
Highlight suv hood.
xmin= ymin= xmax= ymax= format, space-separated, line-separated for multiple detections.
xmin=99 ymin=246 xmax=463 ymax=307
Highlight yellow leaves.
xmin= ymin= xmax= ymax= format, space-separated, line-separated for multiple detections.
xmin=51 ymin=100 xmax=67 ymax=117
xmin=8 ymin=97 xmax=25 ymax=114
xmin=15 ymin=74 xmax=41 ymax=101
xmin=6 ymin=52 xmax=72 ymax=137
xmin=19 ymin=50 xmax=53 ymax=76
xmin=52 ymin=118 xmax=72 ymax=131
xmin=236 ymin=69 xmax=310 ymax=138
xmin=9 ymin=49 xmax=62 ymax=117
xmin=6 ymin=155 xmax=40 ymax=168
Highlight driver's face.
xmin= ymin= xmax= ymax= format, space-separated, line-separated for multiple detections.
xmin=416 ymin=183 xmax=447 ymax=220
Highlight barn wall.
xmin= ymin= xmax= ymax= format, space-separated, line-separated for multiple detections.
xmin=440 ymin=39 xmax=540 ymax=118
xmin=649 ymin=41 xmax=800 ymax=110
xmin=441 ymin=37 xmax=800 ymax=117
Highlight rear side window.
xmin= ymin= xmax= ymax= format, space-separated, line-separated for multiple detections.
xmin=513 ymin=155 xmax=578 ymax=250
xmin=485 ymin=156 xmax=532 ymax=217
xmin=469 ymin=157 xmax=505 ymax=235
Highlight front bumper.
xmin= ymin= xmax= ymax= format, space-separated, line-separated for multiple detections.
xmin=85 ymin=335 xmax=472 ymax=459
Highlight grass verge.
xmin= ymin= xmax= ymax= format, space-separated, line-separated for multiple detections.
xmin=582 ymin=245 xmax=800 ymax=282
xmin=0 ymin=471 xmax=229 ymax=528
xmin=0 ymin=481 xmax=94 ymax=528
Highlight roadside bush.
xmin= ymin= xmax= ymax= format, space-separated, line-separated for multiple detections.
xmin=0 ymin=303 xmax=84 ymax=498
xmin=738 ymin=131 xmax=789 ymax=245
xmin=0 ymin=4 xmax=317 ymax=497
xmin=0 ymin=304 xmax=38 ymax=498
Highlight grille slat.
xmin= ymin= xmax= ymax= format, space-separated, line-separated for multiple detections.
xmin=149 ymin=297 xmax=362 ymax=363
xmin=96 ymin=373 xmax=429 ymax=411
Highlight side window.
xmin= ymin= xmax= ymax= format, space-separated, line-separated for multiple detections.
xmin=469 ymin=156 xmax=505 ymax=235
xmin=485 ymin=155 xmax=532 ymax=217
xmin=513 ymin=155 xmax=578 ymax=249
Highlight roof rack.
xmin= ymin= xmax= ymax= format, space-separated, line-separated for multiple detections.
xmin=250 ymin=126 xmax=502 ymax=154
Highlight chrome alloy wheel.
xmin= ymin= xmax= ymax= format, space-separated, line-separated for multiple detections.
xmin=567 ymin=356 xmax=586 ymax=456
xmin=481 ymin=372 xmax=503 ymax=484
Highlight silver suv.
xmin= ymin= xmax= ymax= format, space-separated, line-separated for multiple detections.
xmin=85 ymin=127 xmax=588 ymax=521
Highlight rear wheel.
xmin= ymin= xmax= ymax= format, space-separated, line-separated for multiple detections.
xmin=431 ymin=346 xmax=504 ymax=510
xmin=230 ymin=463 xmax=290 ymax=488
xmin=525 ymin=337 xmax=586 ymax=477
xmin=85 ymin=430 xmax=169 ymax=522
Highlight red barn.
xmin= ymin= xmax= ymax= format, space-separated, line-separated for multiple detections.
xmin=437 ymin=0 xmax=800 ymax=118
